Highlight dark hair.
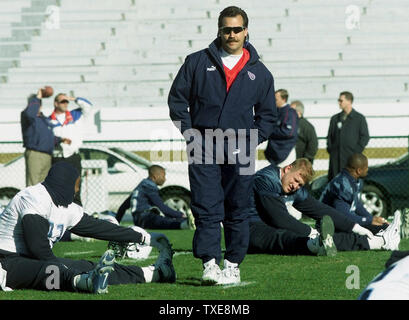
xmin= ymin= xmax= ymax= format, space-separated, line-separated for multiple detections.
xmin=218 ymin=6 xmax=249 ymax=28
xmin=276 ymin=89 xmax=289 ymax=102
xmin=340 ymin=91 xmax=354 ymax=103
xmin=148 ymin=165 xmax=165 ymax=177
xmin=347 ymin=153 xmax=368 ymax=170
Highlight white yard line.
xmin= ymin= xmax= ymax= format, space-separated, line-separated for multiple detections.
xmin=63 ymin=250 xmax=96 ymax=257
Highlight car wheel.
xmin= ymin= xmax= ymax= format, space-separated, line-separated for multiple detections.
xmin=160 ymin=187 xmax=191 ymax=215
xmin=360 ymin=185 xmax=388 ymax=218
xmin=0 ymin=188 xmax=19 ymax=207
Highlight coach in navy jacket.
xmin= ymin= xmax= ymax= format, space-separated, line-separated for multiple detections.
xmin=168 ymin=6 xmax=276 ymax=284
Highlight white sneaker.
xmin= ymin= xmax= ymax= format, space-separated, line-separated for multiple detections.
xmin=381 ymin=210 xmax=402 ymax=250
xmin=217 ymin=259 xmax=241 ymax=285
xmin=401 ymin=208 xmax=409 ymax=239
xmin=201 ymin=258 xmax=221 ymax=285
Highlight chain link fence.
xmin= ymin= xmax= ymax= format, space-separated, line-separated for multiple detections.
xmin=0 ymin=136 xmax=408 ymax=217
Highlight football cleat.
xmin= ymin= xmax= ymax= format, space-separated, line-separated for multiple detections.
xmin=154 ymin=236 xmax=176 ymax=283
xmin=186 ymin=209 xmax=196 ymax=230
xmin=381 ymin=210 xmax=401 ymax=251
xmin=400 ymin=208 xmax=409 ymax=240
xmin=74 ymin=249 xmax=115 ymax=294
xmin=201 ymin=258 xmax=222 ymax=285
xmin=92 ymin=249 xmax=116 ymax=294
xmin=107 ymin=241 xmax=152 ymax=260
xmin=107 ymin=226 xmax=153 ymax=260
xmin=317 ymin=215 xmax=337 ymax=257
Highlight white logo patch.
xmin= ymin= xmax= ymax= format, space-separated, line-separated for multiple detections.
xmin=248 ymin=71 xmax=256 ymax=80
xmin=207 ymin=66 xmax=216 ymax=72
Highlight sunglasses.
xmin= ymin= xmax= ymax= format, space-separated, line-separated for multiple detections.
xmin=57 ymin=99 xmax=69 ymax=104
xmin=219 ymin=26 xmax=246 ymax=35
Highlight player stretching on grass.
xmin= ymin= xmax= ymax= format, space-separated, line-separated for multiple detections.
xmin=0 ymin=162 xmax=175 ymax=294
xmin=251 ymin=158 xmax=401 ymax=253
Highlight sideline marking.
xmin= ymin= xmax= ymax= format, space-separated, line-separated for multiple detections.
xmin=221 ymin=281 xmax=256 ymax=289
xmin=63 ymin=250 xmax=96 ymax=257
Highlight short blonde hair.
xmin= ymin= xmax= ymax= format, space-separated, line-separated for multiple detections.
xmin=289 ymin=158 xmax=315 ymax=184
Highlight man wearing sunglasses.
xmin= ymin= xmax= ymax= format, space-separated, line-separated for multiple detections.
xmin=168 ymin=6 xmax=277 ymax=285
xmin=49 ymin=93 xmax=93 ymax=204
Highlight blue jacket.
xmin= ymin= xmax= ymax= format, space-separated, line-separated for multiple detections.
xmin=264 ymin=104 xmax=298 ymax=164
xmin=320 ymin=169 xmax=373 ymax=226
xmin=249 ymin=164 xmax=356 ymax=233
xmin=130 ymin=178 xmax=183 ymax=219
xmin=20 ymin=96 xmax=56 ymax=155
xmin=168 ymin=38 xmax=277 ymax=145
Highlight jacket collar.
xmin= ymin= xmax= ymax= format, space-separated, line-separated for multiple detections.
xmin=208 ymin=38 xmax=259 ymax=69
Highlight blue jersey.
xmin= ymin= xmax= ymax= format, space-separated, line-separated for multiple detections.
xmin=320 ymin=169 xmax=373 ymax=226
xmin=130 ymin=178 xmax=183 ymax=219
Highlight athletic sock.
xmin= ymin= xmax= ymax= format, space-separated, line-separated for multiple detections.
xmin=306 ymin=237 xmax=319 ymax=254
xmin=368 ymin=235 xmax=385 ymax=249
xmin=308 ymin=227 xmax=319 ymax=239
xmin=142 ymin=265 xmax=159 ymax=283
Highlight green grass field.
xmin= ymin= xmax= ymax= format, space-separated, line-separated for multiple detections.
xmin=1 ymin=225 xmax=408 ymax=301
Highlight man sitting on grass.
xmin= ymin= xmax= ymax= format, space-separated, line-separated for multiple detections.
xmin=249 ymin=158 xmax=401 ymax=253
xmin=0 ymin=162 xmax=176 ymax=294
xmin=115 ymin=165 xmax=195 ymax=230
xmin=320 ymin=153 xmax=389 ymax=234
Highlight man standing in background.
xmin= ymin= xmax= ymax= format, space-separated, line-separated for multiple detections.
xmin=326 ymin=91 xmax=369 ymax=181
xmin=21 ymin=89 xmax=55 ymax=186
xmin=290 ymin=100 xmax=318 ymax=164
xmin=264 ymin=89 xmax=298 ymax=167
xmin=49 ymin=93 xmax=93 ymax=204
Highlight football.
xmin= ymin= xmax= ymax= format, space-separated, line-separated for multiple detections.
xmin=41 ymin=86 xmax=54 ymax=98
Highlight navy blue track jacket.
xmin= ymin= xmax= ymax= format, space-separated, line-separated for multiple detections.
xmin=168 ymin=38 xmax=277 ymax=145
xmin=320 ymin=169 xmax=373 ymax=226
xmin=20 ymin=96 xmax=56 ymax=155
xmin=250 ymin=164 xmax=356 ymax=233
xmin=264 ymin=104 xmax=298 ymax=164
xmin=130 ymin=178 xmax=183 ymax=219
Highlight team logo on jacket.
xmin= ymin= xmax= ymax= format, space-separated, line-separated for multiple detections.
xmin=248 ymin=71 xmax=256 ymax=80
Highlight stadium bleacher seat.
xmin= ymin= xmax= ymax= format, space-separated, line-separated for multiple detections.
xmin=0 ymin=0 xmax=408 ymax=113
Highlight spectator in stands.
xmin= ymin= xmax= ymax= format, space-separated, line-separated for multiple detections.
xmin=21 ymin=88 xmax=57 ymax=186
xmin=320 ymin=153 xmax=388 ymax=233
xmin=168 ymin=6 xmax=277 ymax=285
xmin=49 ymin=93 xmax=93 ymax=204
xmin=290 ymin=100 xmax=318 ymax=164
xmin=326 ymin=91 xmax=369 ymax=181
xmin=264 ymin=89 xmax=298 ymax=167
xmin=115 ymin=165 xmax=195 ymax=230
xmin=251 ymin=158 xmax=401 ymax=252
